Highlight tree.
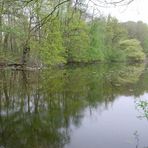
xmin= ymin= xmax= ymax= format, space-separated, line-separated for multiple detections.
xmin=104 ymin=16 xmax=128 ymax=61
xmin=88 ymin=18 xmax=106 ymax=61
xmin=63 ymin=10 xmax=90 ymax=63
xmin=122 ymin=21 xmax=148 ymax=55
xmin=0 ymin=0 xmax=136 ymax=67
xmin=37 ymin=18 xmax=66 ymax=66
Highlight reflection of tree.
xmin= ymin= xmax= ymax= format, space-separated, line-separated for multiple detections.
xmin=105 ymin=63 xmax=146 ymax=97
xmin=117 ymin=64 xmax=145 ymax=84
xmin=133 ymin=131 xmax=148 ymax=148
xmin=0 ymin=71 xmax=70 ymax=148
xmin=0 ymin=63 xmax=147 ymax=148
xmin=0 ymin=112 xmax=70 ymax=148
xmin=134 ymin=131 xmax=139 ymax=148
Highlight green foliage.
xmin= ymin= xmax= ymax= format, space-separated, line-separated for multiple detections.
xmin=119 ymin=39 xmax=146 ymax=62
xmin=104 ymin=48 xmax=126 ymax=62
xmin=105 ymin=16 xmax=128 ymax=49
xmin=37 ymin=18 xmax=66 ymax=66
xmin=122 ymin=21 xmax=148 ymax=55
xmin=136 ymin=100 xmax=148 ymax=119
xmin=63 ymin=12 xmax=90 ymax=63
xmin=1 ymin=0 xmax=148 ymax=66
xmin=103 ymin=16 xmax=128 ymax=62
xmin=88 ymin=19 xmax=105 ymax=61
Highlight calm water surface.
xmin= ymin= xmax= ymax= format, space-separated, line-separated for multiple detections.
xmin=0 ymin=63 xmax=148 ymax=148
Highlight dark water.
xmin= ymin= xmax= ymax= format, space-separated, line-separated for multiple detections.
xmin=0 ymin=63 xmax=148 ymax=148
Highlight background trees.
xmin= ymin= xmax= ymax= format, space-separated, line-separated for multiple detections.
xmin=1 ymin=0 xmax=147 ymax=67
xmin=122 ymin=21 xmax=148 ymax=55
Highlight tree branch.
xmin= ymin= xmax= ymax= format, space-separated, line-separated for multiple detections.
xmin=31 ymin=0 xmax=69 ymax=32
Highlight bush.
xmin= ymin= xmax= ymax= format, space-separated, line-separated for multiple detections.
xmin=105 ymin=48 xmax=126 ymax=62
xmin=119 ymin=39 xmax=146 ymax=62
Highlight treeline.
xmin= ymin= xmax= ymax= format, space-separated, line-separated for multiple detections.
xmin=0 ymin=0 xmax=148 ymax=67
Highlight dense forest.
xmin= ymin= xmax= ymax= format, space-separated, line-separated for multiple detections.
xmin=0 ymin=0 xmax=148 ymax=68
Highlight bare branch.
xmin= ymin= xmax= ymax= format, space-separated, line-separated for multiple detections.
xmin=30 ymin=0 xmax=69 ymax=32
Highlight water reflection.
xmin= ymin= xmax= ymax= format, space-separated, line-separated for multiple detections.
xmin=0 ymin=63 xmax=148 ymax=148
xmin=134 ymin=131 xmax=140 ymax=148
xmin=133 ymin=131 xmax=148 ymax=148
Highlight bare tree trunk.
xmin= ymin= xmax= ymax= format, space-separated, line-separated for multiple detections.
xmin=21 ymin=45 xmax=30 ymax=66
xmin=3 ymin=34 xmax=9 ymax=52
xmin=0 ymin=15 xmax=2 ymax=47
xmin=21 ymin=10 xmax=32 ymax=67
xmin=0 ymin=0 xmax=4 ymax=49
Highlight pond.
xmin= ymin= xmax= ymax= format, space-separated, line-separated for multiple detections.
xmin=0 ymin=63 xmax=148 ymax=148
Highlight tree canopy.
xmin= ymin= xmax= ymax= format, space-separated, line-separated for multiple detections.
xmin=1 ymin=0 xmax=147 ymax=68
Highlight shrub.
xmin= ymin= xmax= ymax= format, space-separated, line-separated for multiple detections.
xmin=119 ymin=39 xmax=146 ymax=62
